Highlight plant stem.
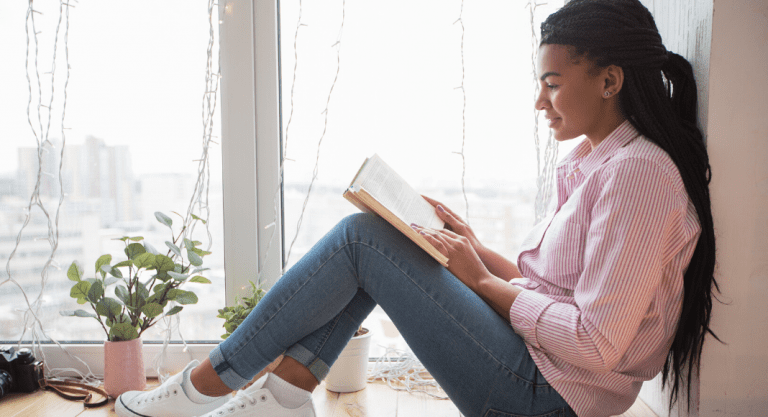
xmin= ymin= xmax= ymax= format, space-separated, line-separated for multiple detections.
xmin=89 ymin=300 xmax=110 ymax=338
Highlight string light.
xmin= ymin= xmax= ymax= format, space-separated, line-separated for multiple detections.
xmin=527 ymin=0 xmax=559 ymax=223
xmin=284 ymin=0 xmax=347 ymax=265
xmin=454 ymin=0 xmax=470 ymax=223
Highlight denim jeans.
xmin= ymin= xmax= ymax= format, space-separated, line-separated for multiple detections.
xmin=210 ymin=213 xmax=576 ymax=417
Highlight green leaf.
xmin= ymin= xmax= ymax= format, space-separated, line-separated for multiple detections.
xmin=183 ymin=238 xmax=194 ymax=250
xmin=104 ymin=276 xmax=120 ymax=286
xmin=115 ymin=285 xmax=130 ymax=305
xmin=141 ymin=303 xmax=164 ymax=318
xmin=107 ymin=266 xmax=123 ymax=278
xmin=133 ymin=252 xmax=156 ymax=269
xmin=128 ymin=236 xmax=144 ymax=242
xmin=168 ymin=271 xmax=188 ymax=282
xmin=166 ymin=306 xmax=183 ymax=316
xmin=192 ymin=240 xmax=203 ymax=246
xmin=114 ymin=260 xmax=133 ymax=268
xmin=154 ymin=255 xmax=175 ymax=272
xmin=152 ymin=283 xmax=167 ymax=294
xmin=70 ymin=281 xmax=91 ymax=302
xmin=95 ymin=255 xmax=112 ymax=278
xmin=191 ymin=213 xmax=207 ymax=224
xmin=74 ymin=309 xmax=97 ymax=318
xmin=165 ymin=242 xmax=182 ymax=258
xmin=167 ymin=289 xmax=198 ymax=305
xmin=187 ymin=250 xmax=203 ymax=267
xmin=115 ymin=236 xmax=130 ymax=242
xmin=192 ymin=248 xmax=212 ymax=257
xmin=155 ymin=212 xmax=173 ymax=228
xmin=144 ymin=241 xmax=160 ymax=255
xmin=59 ymin=310 xmax=76 ymax=316
xmin=189 ymin=276 xmax=211 ymax=284
xmin=67 ymin=261 xmax=84 ymax=282
xmin=192 ymin=267 xmax=210 ymax=274
xmin=125 ymin=242 xmax=146 ymax=260
xmin=108 ymin=322 xmax=139 ymax=341
xmin=96 ymin=297 xmax=123 ymax=318
xmin=88 ymin=280 xmax=104 ymax=303
xmin=133 ymin=282 xmax=150 ymax=307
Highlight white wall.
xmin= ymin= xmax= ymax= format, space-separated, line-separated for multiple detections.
xmin=699 ymin=0 xmax=768 ymax=415
xmin=636 ymin=1 xmax=768 ymax=416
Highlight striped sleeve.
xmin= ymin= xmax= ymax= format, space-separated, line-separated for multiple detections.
xmin=510 ymin=158 xmax=682 ymax=373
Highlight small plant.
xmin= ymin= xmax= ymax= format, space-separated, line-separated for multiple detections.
xmin=60 ymin=212 xmax=213 ymax=341
xmin=216 ymin=280 xmax=266 ymax=339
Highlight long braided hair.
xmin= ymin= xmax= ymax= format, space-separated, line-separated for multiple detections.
xmin=540 ymin=0 xmax=720 ymax=411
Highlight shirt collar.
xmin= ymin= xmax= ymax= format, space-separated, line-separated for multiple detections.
xmin=560 ymin=120 xmax=640 ymax=179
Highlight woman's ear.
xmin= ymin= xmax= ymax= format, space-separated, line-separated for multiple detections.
xmin=603 ymin=64 xmax=625 ymax=97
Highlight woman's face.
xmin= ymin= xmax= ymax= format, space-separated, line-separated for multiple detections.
xmin=535 ymin=44 xmax=620 ymax=146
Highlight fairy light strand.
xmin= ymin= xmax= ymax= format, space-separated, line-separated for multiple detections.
xmin=3 ymin=0 xmax=220 ymax=386
xmin=527 ymin=0 xmax=559 ymax=223
xmin=155 ymin=0 xmax=221 ymax=380
xmin=284 ymin=0 xmax=347 ymax=266
xmin=2 ymin=0 xmax=101 ymax=386
xmin=454 ymin=0 xmax=470 ymax=223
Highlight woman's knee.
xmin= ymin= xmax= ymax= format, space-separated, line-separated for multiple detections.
xmin=337 ymin=212 xmax=389 ymax=239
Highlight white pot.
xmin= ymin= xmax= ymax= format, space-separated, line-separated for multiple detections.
xmin=325 ymin=328 xmax=372 ymax=393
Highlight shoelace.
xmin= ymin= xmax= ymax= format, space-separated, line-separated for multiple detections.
xmin=135 ymin=384 xmax=179 ymax=404
xmin=203 ymin=389 xmax=269 ymax=416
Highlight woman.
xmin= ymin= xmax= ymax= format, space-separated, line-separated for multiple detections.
xmin=116 ymin=1 xmax=718 ymax=416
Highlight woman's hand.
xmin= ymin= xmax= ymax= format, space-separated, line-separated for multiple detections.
xmin=411 ymin=224 xmax=493 ymax=294
xmin=421 ymin=195 xmax=486 ymax=258
xmin=412 ymin=197 xmax=523 ymax=317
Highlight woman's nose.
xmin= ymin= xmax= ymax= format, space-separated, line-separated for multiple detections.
xmin=535 ymin=89 xmax=548 ymax=111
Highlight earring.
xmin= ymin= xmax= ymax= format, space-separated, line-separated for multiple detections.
xmin=604 ymin=91 xmax=611 ymax=98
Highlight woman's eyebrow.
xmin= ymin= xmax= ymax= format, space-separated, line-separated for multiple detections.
xmin=539 ymin=71 xmax=561 ymax=81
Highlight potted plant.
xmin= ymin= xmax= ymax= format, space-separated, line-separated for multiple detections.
xmin=60 ymin=212 xmax=213 ymax=397
xmin=216 ymin=280 xmax=266 ymax=340
xmin=324 ymin=325 xmax=372 ymax=393
xmin=217 ymin=281 xmax=282 ymax=384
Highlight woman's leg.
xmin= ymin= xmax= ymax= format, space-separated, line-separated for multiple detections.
xmin=208 ymin=213 xmax=573 ymax=416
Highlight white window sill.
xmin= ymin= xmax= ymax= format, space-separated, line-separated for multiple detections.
xmin=21 ymin=342 xmax=217 ymax=378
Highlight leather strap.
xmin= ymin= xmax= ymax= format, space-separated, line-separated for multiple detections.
xmin=39 ymin=378 xmax=109 ymax=408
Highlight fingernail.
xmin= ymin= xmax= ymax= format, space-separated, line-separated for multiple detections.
xmin=437 ymin=205 xmax=445 ymax=212
xmin=410 ymin=223 xmax=419 ymax=228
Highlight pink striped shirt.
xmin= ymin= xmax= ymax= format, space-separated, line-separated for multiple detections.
xmin=509 ymin=121 xmax=700 ymax=417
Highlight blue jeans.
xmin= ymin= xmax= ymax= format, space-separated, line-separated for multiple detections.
xmin=210 ymin=213 xmax=576 ymax=417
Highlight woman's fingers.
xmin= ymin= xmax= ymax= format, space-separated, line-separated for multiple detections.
xmin=413 ymin=225 xmax=450 ymax=256
xmin=422 ymin=195 xmax=466 ymax=226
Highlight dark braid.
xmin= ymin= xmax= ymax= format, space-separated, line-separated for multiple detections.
xmin=541 ymin=0 xmax=721 ymax=412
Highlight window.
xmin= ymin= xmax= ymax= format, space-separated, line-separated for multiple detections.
xmin=276 ymin=0 xmax=574 ymax=355
xmin=0 ymin=1 xmax=226 ymax=343
xmin=1 ymin=0 xmax=576 ymax=365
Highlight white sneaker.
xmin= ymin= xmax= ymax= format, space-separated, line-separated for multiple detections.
xmin=115 ymin=360 xmax=229 ymax=417
xmin=197 ymin=375 xmax=316 ymax=417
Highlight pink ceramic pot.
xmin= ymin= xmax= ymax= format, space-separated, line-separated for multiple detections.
xmin=104 ymin=338 xmax=146 ymax=398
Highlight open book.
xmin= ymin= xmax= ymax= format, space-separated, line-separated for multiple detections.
xmin=343 ymin=154 xmax=449 ymax=267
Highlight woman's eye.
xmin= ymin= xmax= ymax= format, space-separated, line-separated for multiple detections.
xmin=546 ymin=84 xmax=558 ymax=90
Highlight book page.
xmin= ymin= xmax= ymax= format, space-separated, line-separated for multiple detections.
xmin=353 ymin=154 xmax=444 ymax=230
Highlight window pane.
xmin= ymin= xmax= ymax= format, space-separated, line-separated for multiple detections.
xmin=279 ymin=0 xmax=569 ymax=355
xmin=0 ymin=1 xmax=225 ymax=342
